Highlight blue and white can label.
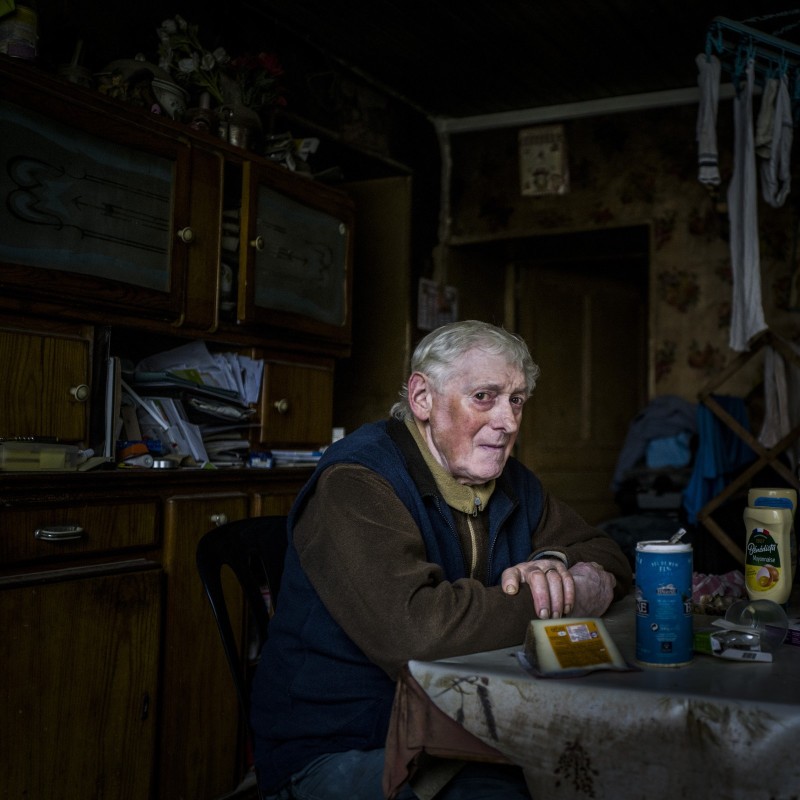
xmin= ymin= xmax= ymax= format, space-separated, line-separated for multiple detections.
xmin=635 ymin=540 xmax=693 ymax=667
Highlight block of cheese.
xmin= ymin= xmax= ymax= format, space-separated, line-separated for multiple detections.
xmin=523 ymin=617 xmax=627 ymax=676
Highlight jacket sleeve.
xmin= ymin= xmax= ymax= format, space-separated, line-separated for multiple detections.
xmin=293 ymin=463 xmax=538 ymax=678
xmin=531 ymin=491 xmax=633 ymax=599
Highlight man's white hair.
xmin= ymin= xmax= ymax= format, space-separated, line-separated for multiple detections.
xmin=390 ymin=320 xmax=540 ymax=421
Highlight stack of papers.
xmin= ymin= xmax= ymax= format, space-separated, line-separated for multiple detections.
xmin=203 ymin=434 xmax=251 ymax=468
xmin=118 ymin=341 xmax=264 ymax=468
xmin=271 ymin=449 xmax=324 ymax=467
xmin=134 ymin=341 xmax=263 ymax=407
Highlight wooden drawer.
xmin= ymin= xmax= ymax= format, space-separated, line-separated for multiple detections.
xmin=0 ymin=500 xmax=160 ymax=566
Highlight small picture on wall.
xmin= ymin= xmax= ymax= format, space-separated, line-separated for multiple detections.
xmin=418 ymin=278 xmax=458 ymax=331
xmin=518 ymin=124 xmax=569 ymax=197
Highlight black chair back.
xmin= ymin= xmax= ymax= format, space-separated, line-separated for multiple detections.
xmin=196 ymin=515 xmax=288 ymax=724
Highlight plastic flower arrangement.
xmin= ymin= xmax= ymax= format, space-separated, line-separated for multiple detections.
xmin=156 ymin=15 xmax=284 ymax=112
xmin=227 ymin=52 xmax=286 ymax=111
xmin=157 ymin=15 xmax=229 ymax=104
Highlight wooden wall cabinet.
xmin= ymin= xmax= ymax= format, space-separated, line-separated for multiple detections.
xmin=0 ymin=56 xmax=355 ymax=800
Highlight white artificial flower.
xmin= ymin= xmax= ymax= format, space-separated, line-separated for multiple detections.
xmin=177 ymin=55 xmax=198 ymax=75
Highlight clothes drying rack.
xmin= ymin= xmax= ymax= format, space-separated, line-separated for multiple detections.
xmin=695 ymin=329 xmax=800 ymax=564
xmin=706 ymin=15 xmax=800 ymax=117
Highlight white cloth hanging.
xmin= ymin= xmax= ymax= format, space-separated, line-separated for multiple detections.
xmin=758 ymin=339 xmax=800 ymax=470
xmin=759 ymin=72 xmax=793 ymax=208
xmin=758 ymin=346 xmax=791 ymax=448
xmin=696 ymin=53 xmax=721 ymax=186
xmin=727 ymin=59 xmax=768 ymax=352
xmin=754 ymin=76 xmax=778 ymax=158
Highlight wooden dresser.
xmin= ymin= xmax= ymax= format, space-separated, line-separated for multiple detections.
xmin=0 ymin=55 xmax=353 ymax=800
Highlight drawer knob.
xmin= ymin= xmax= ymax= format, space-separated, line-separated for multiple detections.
xmin=70 ymin=384 xmax=90 ymax=402
xmin=250 ymin=235 xmax=265 ymax=251
xmin=177 ymin=226 xmax=195 ymax=244
xmin=273 ymin=398 xmax=289 ymax=414
xmin=35 ymin=524 xmax=85 ymax=541
xmin=210 ymin=513 xmax=228 ymax=527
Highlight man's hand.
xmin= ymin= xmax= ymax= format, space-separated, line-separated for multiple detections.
xmin=501 ymin=560 xmax=616 ymax=619
xmin=501 ymin=559 xmax=574 ymax=619
xmin=569 ymin=561 xmax=616 ymax=617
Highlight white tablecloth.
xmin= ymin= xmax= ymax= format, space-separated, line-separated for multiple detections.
xmin=405 ymin=596 xmax=800 ymax=799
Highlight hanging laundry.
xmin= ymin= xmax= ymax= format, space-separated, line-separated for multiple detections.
xmin=758 ymin=345 xmax=791 ymax=450
xmin=727 ymin=58 xmax=768 ymax=352
xmin=683 ymin=396 xmax=756 ymax=524
xmin=754 ymin=76 xmax=778 ymax=158
xmin=758 ymin=337 xmax=800 ymax=470
xmin=759 ymin=72 xmax=793 ymax=208
xmin=696 ymin=53 xmax=721 ymax=186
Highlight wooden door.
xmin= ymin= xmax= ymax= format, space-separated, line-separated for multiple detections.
xmin=517 ymin=264 xmax=646 ymax=524
xmin=2 ymin=565 xmax=162 ymax=800
xmin=160 ymin=492 xmax=249 ymax=800
xmin=258 ymin=359 xmax=334 ymax=448
xmin=0 ymin=326 xmax=90 ymax=442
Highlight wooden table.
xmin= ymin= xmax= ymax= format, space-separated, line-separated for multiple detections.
xmin=384 ymin=595 xmax=800 ymax=799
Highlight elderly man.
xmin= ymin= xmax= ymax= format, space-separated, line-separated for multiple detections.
xmin=252 ymin=320 xmax=632 ymax=800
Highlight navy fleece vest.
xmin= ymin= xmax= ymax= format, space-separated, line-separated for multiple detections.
xmin=250 ymin=419 xmax=544 ymax=792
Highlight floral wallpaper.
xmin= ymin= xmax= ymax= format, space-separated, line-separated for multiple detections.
xmin=446 ymin=102 xmax=799 ymax=401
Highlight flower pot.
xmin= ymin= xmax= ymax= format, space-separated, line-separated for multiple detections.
xmin=218 ymin=102 xmax=261 ymax=150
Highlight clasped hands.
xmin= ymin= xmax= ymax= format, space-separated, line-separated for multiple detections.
xmin=501 ymin=559 xmax=616 ymax=619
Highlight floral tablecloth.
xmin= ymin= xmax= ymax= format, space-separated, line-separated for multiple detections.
xmin=385 ymin=595 xmax=800 ymax=799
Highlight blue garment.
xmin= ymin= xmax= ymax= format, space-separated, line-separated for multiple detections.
xmin=250 ymin=418 xmax=545 ymax=794
xmin=611 ymin=395 xmax=697 ymax=490
xmin=683 ymin=396 xmax=756 ymax=524
xmin=645 ymin=431 xmax=693 ymax=469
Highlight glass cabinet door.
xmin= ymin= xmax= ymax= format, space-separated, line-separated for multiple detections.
xmin=237 ymin=160 xmax=354 ymax=348
xmin=0 ymin=60 xmax=199 ymax=324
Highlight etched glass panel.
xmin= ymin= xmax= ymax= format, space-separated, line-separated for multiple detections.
xmin=0 ymin=100 xmax=173 ymax=291
xmin=253 ymin=186 xmax=347 ymax=326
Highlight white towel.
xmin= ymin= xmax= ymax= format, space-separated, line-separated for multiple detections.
xmin=696 ymin=54 xmax=721 ymax=186
xmin=760 ymin=72 xmax=793 ymax=208
xmin=727 ymin=59 xmax=768 ymax=352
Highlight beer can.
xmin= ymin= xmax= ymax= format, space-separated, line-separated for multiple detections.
xmin=635 ymin=540 xmax=693 ymax=667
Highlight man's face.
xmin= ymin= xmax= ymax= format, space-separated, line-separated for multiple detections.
xmin=412 ymin=348 xmax=528 ymax=485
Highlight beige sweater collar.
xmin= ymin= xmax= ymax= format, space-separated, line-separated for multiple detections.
xmin=405 ymin=418 xmax=495 ymax=515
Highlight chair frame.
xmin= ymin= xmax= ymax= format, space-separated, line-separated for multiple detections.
xmin=196 ymin=515 xmax=288 ymax=787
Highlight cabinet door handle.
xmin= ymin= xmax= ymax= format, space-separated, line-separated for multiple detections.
xmin=249 ymin=235 xmax=265 ymax=251
xmin=210 ymin=513 xmax=228 ymax=527
xmin=273 ymin=398 xmax=289 ymax=414
xmin=177 ymin=226 xmax=195 ymax=244
xmin=69 ymin=384 xmax=90 ymax=402
xmin=35 ymin=524 xmax=85 ymax=541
